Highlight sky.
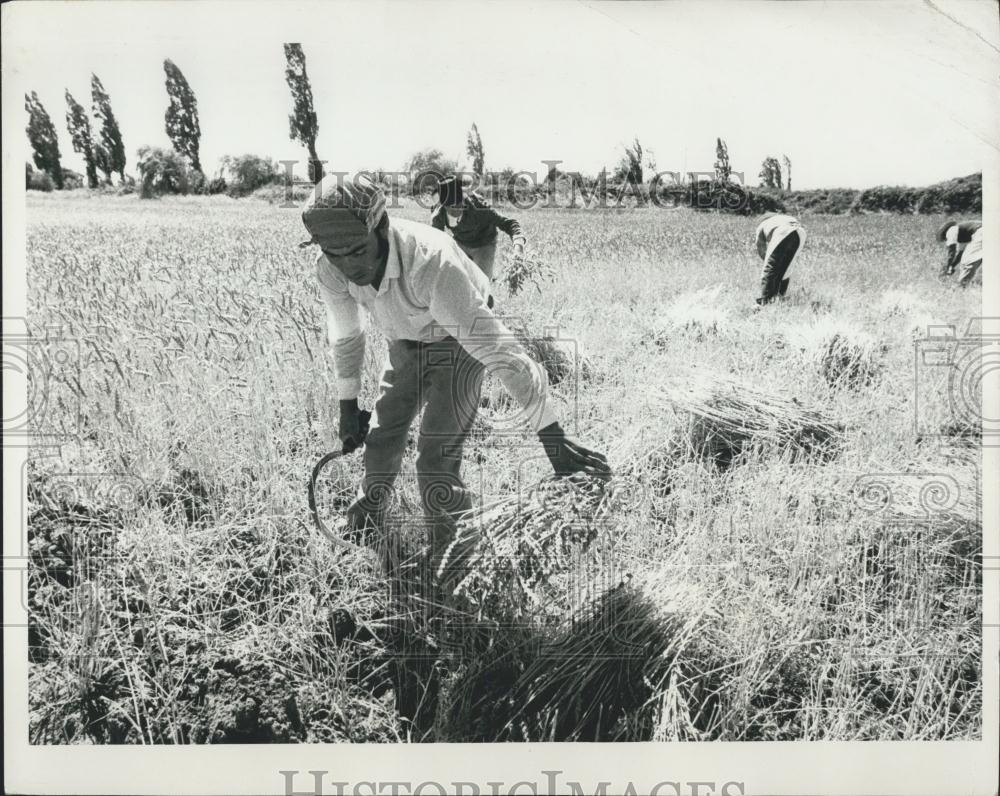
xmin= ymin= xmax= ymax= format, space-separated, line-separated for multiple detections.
xmin=4 ymin=0 xmax=1000 ymax=190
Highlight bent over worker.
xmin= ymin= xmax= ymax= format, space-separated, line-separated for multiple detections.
xmin=754 ymin=213 xmax=807 ymax=305
xmin=430 ymin=176 xmax=525 ymax=280
xmin=937 ymin=219 xmax=983 ymax=287
xmin=301 ymin=175 xmax=609 ymax=561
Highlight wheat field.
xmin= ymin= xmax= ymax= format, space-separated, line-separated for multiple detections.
xmin=25 ymin=191 xmax=982 ymax=743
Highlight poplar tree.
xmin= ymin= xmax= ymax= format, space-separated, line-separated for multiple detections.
xmin=91 ymin=74 xmax=126 ymax=181
xmin=714 ymin=138 xmax=732 ymax=183
xmin=284 ymin=43 xmax=323 ymax=182
xmin=466 ymin=123 xmax=485 ymax=178
xmin=25 ymin=92 xmax=63 ymax=188
xmin=759 ymin=156 xmax=783 ymax=190
xmin=164 ymin=59 xmax=202 ymax=172
xmin=65 ymin=89 xmax=99 ymax=188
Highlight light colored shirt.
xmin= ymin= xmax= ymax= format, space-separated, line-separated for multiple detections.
xmin=755 ymin=214 xmax=805 ymax=260
xmin=944 ymin=224 xmax=983 ymax=248
xmin=317 ymin=217 xmax=557 ymax=432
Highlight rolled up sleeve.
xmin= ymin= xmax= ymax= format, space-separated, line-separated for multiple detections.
xmin=422 ymin=256 xmax=557 ymax=432
xmin=317 ymin=257 xmax=366 ymax=399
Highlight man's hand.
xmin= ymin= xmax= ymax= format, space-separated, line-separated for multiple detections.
xmin=756 ymin=232 xmax=768 ymax=261
xmin=538 ymin=421 xmax=612 ymax=480
xmin=941 ymin=245 xmax=959 ymax=277
xmin=339 ymin=399 xmax=371 ymax=454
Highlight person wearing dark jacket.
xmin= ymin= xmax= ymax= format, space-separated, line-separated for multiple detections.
xmin=431 ymin=176 xmax=526 ymax=280
xmin=937 ymin=220 xmax=983 ymax=287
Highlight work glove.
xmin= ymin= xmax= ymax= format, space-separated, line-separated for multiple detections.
xmin=338 ymin=398 xmax=372 ymax=455
xmin=538 ymin=421 xmax=612 ymax=480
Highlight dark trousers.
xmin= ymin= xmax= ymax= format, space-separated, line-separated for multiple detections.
xmin=758 ymin=230 xmax=801 ymax=304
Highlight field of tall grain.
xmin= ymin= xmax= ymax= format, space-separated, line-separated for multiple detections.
xmin=24 ymin=191 xmax=981 ymax=743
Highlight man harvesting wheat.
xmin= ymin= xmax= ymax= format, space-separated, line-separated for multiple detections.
xmin=301 ymin=174 xmax=609 ymax=560
xmin=430 ymin=176 xmax=526 ymax=280
xmin=937 ymin=219 xmax=983 ymax=287
xmin=754 ymin=212 xmax=807 ymax=305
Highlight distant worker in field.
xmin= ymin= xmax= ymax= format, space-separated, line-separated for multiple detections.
xmin=937 ymin=220 xmax=983 ymax=287
xmin=301 ymin=174 xmax=609 ymax=560
xmin=754 ymin=212 xmax=807 ymax=306
xmin=430 ymin=176 xmax=526 ymax=280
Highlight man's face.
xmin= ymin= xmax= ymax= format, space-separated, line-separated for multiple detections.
xmin=445 ymin=206 xmax=464 ymax=224
xmin=321 ymin=230 xmax=381 ymax=286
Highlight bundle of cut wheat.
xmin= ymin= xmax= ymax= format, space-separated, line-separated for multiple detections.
xmin=436 ymin=474 xmax=618 ymax=625
xmin=850 ymin=465 xmax=980 ymax=538
xmin=658 ymin=372 xmax=844 ymax=466
xmin=878 ymin=289 xmax=929 ymax=319
xmin=839 ymin=461 xmax=981 ymax=641
xmin=443 ymin=570 xmax=722 ymax=741
xmin=651 ymin=286 xmax=729 ymax=344
xmin=490 ymin=316 xmax=589 ymax=386
xmin=817 ymin=333 xmax=885 ymax=389
xmin=790 ymin=320 xmax=886 ymax=389
xmin=503 ymin=253 xmax=554 ymax=297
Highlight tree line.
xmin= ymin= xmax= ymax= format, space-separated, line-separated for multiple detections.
xmin=25 ymin=74 xmax=126 ymax=190
xmin=26 ymin=43 xmax=796 ymax=199
xmin=24 ymin=45 xmax=980 ymax=216
xmin=25 ymin=45 xmax=325 ymax=196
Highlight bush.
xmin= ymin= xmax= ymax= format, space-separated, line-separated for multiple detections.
xmin=26 ymin=164 xmax=55 ymax=192
xmin=251 ymin=181 xmax=314 ymax=205
xmin=667 ymin=180 xmax=785 ymax=215
xmin=221 ymin=155 xmax=280 ymax=197
xmin=846 ymin=174 xmax=980 ymax=215
xmin=744 ymin=174 xmax=983 ymax=216
xmin=755 ymin=174 xmax=980 ymax=216
xmin=188 ymin=170 xmax=207 ymax=195
xmin=136 ymin=146 xmax=191 ymax=198
xmin=117 ymin=175 xmax=137 ymax=196
xmin=781 ymin=189 xmax=859 ymax=215
xmin=404 ymin=148 xmax=459 ymax=196
xmin=917 ymin=173 xmax=981 ymax=214
xmin=206 ymin=177 xmax=228 ymax=195
xmin=743 ymin=188 xmax=786 ymax=215
xmin=61 ymin=169 xmax=85 ymax=191
xmin=850 ymin=185 xmax=921 ymax=214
